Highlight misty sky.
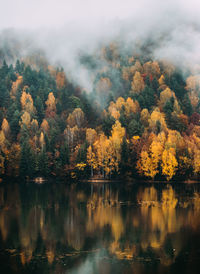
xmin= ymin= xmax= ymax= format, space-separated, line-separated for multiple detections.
xmin=1 ymin=0 xmax=200 ymax=90
xmin=1 ymin=0 xmax=200 ymax=30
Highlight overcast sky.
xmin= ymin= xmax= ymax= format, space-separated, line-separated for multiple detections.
xmin=1 ymin=0 xmax=200 ymax=90
xmin=1 ymin=0 xmax=200 ymax=30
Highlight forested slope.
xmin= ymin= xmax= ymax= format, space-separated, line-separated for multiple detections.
xmin=0 ymin=43 xmax=200 ymax=181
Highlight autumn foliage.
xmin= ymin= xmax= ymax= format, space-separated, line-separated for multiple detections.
xmin=0 ymin=44 xmax=200 ymax=181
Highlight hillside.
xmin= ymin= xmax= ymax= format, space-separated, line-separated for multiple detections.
xmin=0 ymin=42 xmax=200 ymax=181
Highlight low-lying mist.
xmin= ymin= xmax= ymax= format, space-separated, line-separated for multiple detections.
xmin=1 ymin=0 xmax=200 ymax=91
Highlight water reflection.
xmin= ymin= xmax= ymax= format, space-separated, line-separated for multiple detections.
xmin=0 ymin=182 xmax=200 ymax=273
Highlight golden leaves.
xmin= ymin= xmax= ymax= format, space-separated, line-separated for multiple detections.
xmin=41 ymin=119 xmax=49 ymax=134
xmin=131 ymin=71 xmax=145 ymax=93
xmin=108 ymin=97 xmax=139 ymax=120
xmin=161 ymin=148 xmax=178 ymax=181
xmin=45 ymin=92 xmax=56 ymax=117
xmin=21 ymin=90 xmax=34 ymax=113
xmin=67 ymin=108 xmax=85 ymax=128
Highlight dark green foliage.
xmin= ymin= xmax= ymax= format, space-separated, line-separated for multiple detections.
xmin=182 ymin=93 xmax=193 ymax=116
xmin=155 ymin=120 xmax=161 ymax=134
xmin=128 ymin=119 xmax=143 ymax=137
xmin=10 ymin=110 xmax=21 ymax=139
xmin=138 ymin=86 xmax=155 ymax=110
xmin=151 ymin=77 xmax=159 ymax=92
xmin=15 ymin=60 xmax=24 ymax=74
xmin=170 ymin=114 xmax=187 ymax=132
xmin=20 ymin=140 xmax=35 ymax=177
xmin=163 ymin=97 xmax=187 ymax=132
xmin=145 ymin=75 xmax=151 ymax=86
xmin=102 ymin=115 xmax=115 ymax=137
xmin=35 ymin=96 xmax=44 ymax=123
xmin=164 ymin=97 xmax=174 ymax=117
xmin=119 ymin=112 xmax=128 ymax=128
xmin=163 ymin=96 xmax=175 ymax=127
xmin=59 ymin=143 xmax=70 ymax=166
xmin=168 ymin=70 xmax=186 ymax=100
xmin=38 ymin=150 xmax=49 ymax=176
xmin=120 ymin=137 xmax=129 ymax=175
xmin=0 ymin=110 xmax=3 ymax=125
xmin=0 ymin=80 xmax=10 ymax=108
xmin=49 ymin=127 xmax=59 ymax=152
xmin=68 ymin=96 xmax=82 ymax=111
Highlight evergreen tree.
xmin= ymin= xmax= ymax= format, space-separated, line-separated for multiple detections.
xmin=38 ymin=150 xmax=49 ymax=176
xmin=20 ymin=140 xmax=35 ymax=178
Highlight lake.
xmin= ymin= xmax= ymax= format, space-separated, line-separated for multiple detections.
xmin=0 ymin=181 xmax=200 ymax=274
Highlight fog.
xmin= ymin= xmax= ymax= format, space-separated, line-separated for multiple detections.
xmin=1 ymin=0 xmax=200 ymax=90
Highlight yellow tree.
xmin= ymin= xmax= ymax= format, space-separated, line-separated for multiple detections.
xmin=67 ymin=108 xmax=85 ymax=128
xmin=72 ymin=108 xmax=85 ymax=128
xmin=149 ymin=108 xmax=168 ymax=133
xmin=141 ymin=108 xmax=150 ymax=127
xmin=10 ymin=75 xmax=23 ymax=99
xmin=86 ymin=128 xmax=97 ymax=145
xmin=109 ymin=120 xmax=125 ymax=172
xmin=137 ymin=132 xmax=165 ymax=179
xmin=108 ymin=98 xmax=123 ymax=120
xmin=20 ymin=111 xmax=31 ymax=128
xmin=143 ymin=61 xmax=160 ymax=78
xmin=108 ymin=97 xmax=140 ymax=120
xmin=158 ymin=75 xmax=165 ymax=86
xmin=99 ymin=138 xmax=115 ymax=177
xmin=39 ymin=132 xmax=45 ymax=151
xmin=193 ymin=150 xmax=200 ymax=174
xmin=109 ymin=105 xmax=120 ymax=120
xmin=130 ymin=60 xmax=143 ymax=75
xmin=159 ymin=87 xmax=175 ymax=109
xmin=1 ymin=118 xmax=10 ymax=139
xmin=45 ymin=92 xmax=56 ymax=117
xmin=41 ymin=119 xmax=49 ymax=134
xmin=161 ymin=148 xmax=178 ymax=180
xmin=94 ymin=133 xmax=108 ymax=177
xmin=131 ymin=71 xmax=145 ymax=93
xmin=124 ymin=97 xmax=140 ymax=116
xmin=87 ymin=145 xmax=97 ymax=177
xmin=93 ymin=133 xmax=116 ymax=177
xmin=0 ymin=131 xmax=5 ymax=148
xmin=21 ymin=90 xmax=34 ymax=113
xmin=137 ymin=150 xmax=156 ymax=178
xmin=115 ymin=97 xmax=125 ymax=110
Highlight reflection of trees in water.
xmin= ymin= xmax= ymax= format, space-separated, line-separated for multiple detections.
xmin=136 ymin=185 xmax=180 ymax=265
xmin=136 ymin=185 xmax=200 ymax=266
xmin=1 ymin=183 xmax=200 ymax=270
xmin=137 ymin=186 xmax=179 ymax=247
xmin=86 ymin=185 xmax=123 ymax=241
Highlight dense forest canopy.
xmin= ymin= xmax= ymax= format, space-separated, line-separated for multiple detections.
xmin=0 ymin=34 xmax=200 ymax=181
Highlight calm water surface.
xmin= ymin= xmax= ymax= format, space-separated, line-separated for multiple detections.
xmin=0 ymin=181 xmax=200 ymax=274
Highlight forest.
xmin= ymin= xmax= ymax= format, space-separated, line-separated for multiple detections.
xmin=0 ymin=42 xmax=200 ymax=181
